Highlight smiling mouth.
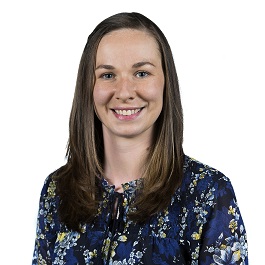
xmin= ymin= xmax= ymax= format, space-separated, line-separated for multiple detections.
xmin=112 ymin=108 xmax=142 ymax=116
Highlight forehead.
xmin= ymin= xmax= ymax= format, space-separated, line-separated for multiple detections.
xmin=100 ymin=28 xmax=157 ymax=44
xmin=96 ymin=29 xmax=161 ymax=62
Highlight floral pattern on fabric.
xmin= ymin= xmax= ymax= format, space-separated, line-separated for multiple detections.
xmin=32 ymin=156 xmax=248 ymax=264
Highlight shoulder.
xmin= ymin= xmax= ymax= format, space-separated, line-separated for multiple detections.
xmin=180 ymin=156 xmax=248 ymax=263
xmin=180 ymin=155 xmax=241 ymax=227
xmin=184 ymin=155 xmax=227 ymax=179
xmin=37 ymin=170 xmax=61 ymax=228
xmin=182 ymin=155 xmax=235 ymax=199
xmin=39 ymin=170 xmax=59 ymax=201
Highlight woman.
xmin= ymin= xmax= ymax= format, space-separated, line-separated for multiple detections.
xmin=32 ymin=12 xmax=248 ymax=264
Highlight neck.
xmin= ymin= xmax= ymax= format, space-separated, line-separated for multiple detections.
xmin=103 ymin=133 xmax=151 ymax=192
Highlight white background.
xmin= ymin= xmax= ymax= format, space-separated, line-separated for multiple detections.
xmin=0 ymin=1 xmax=264 ymax=264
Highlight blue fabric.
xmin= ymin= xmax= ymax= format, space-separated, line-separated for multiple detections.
xmin=32 ymin=156 xmax=248 ymax=264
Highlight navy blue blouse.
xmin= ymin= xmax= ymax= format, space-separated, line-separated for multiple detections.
xmin=32 ymin=156 xmax=248 ymax=264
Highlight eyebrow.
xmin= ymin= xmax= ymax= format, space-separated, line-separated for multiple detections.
xmin=95 ymin=61 xmax=155 ymax=70
xmin=132 ymin=61 xmax=155 ymax=68
xmin=95 ymin=64 xmax=115 ymax=70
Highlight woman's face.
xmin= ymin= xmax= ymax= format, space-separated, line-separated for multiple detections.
xmin=93 ymin=29 xmax=164 ymax=140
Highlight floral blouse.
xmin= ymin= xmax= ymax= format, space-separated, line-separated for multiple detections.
xmin=32 ymin=156 xmax=248 ymax=264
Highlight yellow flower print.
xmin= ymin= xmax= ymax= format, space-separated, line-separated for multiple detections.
xmin=123 ymin=198 xmax=128 ymax=207
xmin=199 ymin=173 xmax=205 ymax=179
xmin=102 ymin=238 xmax=111 ymax=259
xmin=191 ymin=251 xmax=199 ymax=259
xmin=233 ymin=250 xmax=241 ymax=261
xmin=158 ymin=216 xmax=164 ymax=227
xmin=228 ymin=205 xmax=236 ymax=216
xmin=47 ymin=181 xmax=56 ymax=198
xmin=220 ymin=244 xmax=227 ymax=250
xmin=57 ymin=232 xmax=67 ymax=242
xmin=191 ymin=246 xmax=200 ymax=260
xmin=118 ymin=235 xmax=127 ymax=242
xmin=46 ymin=214 xmax=53 ymax=223
xmin=38 ymin=254 xmax=48 ymax=265
xmin=104 ymin=238 xmax=110 ymax=250
xmin=160 ymin=232 xmax=167 ymax=238
xmin=110 ymin=241 xmax=118 ymax=258
xmin=89 ymin=249 xmax=97 ymax=258
xmin=123 ymin=183 xmax=130 ymax=190
xmin=97 ymin=208 xmax=102 ymax=215
xmin=229 ymin=219 xmax=238 ymax=233
xmin=191 ymin=232 xmax=201 ymax=240
xmin=191 ymin=225 xmax=202 ymax=240
xmin=79 ymin=224 xmax=86 ymax=233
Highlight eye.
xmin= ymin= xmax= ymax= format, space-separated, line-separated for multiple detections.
xmin=100 ymin=73 xmax=115 ymax=79
xmin=135 ymin=71 xmax=149 ymax=78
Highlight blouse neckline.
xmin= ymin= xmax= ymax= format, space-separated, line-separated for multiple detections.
xmin=101 ymin=177 xmax=143 ymax=195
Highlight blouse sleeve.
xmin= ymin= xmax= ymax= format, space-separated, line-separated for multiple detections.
xmin=32 ymin=175 xmax=59 ymax=265
xmin=199 ymin=175 xmax=248 ymax=264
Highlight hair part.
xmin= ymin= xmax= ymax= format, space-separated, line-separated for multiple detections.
xmin=55 ymin=12 xmax=184 ymax=231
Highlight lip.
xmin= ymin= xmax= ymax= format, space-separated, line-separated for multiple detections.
xmin=111 ymin=107 xmax=144 ymax=120
xmin=111 ymin=107 xmax=143 ymax=110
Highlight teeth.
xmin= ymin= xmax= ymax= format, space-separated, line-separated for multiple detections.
xmin=114 ymin=108 xmax=141 ymax=116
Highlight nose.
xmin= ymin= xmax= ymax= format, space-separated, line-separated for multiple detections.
xmin=115 ymin=77 xmax=135 ymax=102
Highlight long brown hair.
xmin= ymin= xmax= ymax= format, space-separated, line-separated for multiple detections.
xmin=55 ymin=12 xmax=184 ymax=231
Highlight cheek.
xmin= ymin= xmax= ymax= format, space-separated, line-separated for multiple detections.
xmin=141 ymin=81 xmax=164 ymax=105
xmin=93 ymin=85 xmax=112 ymax=106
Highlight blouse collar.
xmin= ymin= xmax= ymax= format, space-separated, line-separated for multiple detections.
xmin=101 ymin=177 xmax=143 ymax=195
